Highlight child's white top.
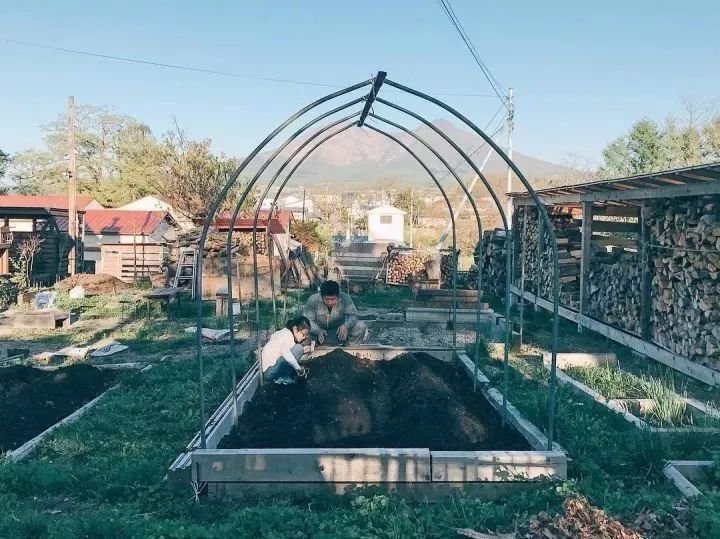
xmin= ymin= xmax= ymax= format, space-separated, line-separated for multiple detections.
xmin=261 ymin=328 xmax=301 ymax=372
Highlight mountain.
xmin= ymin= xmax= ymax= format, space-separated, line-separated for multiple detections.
xmin=246 ymin=119 xmax=571 ymax=191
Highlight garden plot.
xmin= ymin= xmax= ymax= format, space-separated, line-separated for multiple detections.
xmin=0 ymin=364 xmax=117 ymax=456
xmin=171 ymin=346 xmax=567 ymax=499
xmin=543 ymin=354 xmax=720 ymax=433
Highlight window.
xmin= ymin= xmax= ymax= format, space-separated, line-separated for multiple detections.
xmin=379 ymin=215 xmax=393 ymax=225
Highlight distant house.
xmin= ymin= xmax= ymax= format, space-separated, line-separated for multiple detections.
xmin=367 ymin=205 xmax=406 ymax=243
xmin=262 ymin=194 xmax=315 ymax=220
xmin=0 ymin=195 xmax=103 ymax=283
xmin=213 ymin=209 xmax=293 ymax=254
xmin=117 ymin=195 xmax=194 ymax=231
xmin=84 ymin=210 xmax=179 ymax=276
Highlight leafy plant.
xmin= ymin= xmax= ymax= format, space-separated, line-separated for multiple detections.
xmin=641 ymin=377 xmax=689 ymax=427
xmin=565 ymin=364 xmax=647 ymax=399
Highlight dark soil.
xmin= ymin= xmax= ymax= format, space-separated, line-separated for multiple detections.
xmin=56 ymin=273 xmax=130 ymax=294
xmin=0 ymin=365 xmax=116 ymax=452
xmin=220 ymin=350 xmax=530 ymax=450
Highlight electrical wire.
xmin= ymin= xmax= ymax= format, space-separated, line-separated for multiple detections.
xmin=435 ymin=0 xmax=508 ymax=108
xmin=0 ymin=36 xmax=501 ymax=97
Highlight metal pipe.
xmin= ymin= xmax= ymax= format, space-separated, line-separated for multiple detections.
xmin=368 ymin=113 xmax=485 ymax=382
xmin=383 ymin=79 xmax=561 ymax=449
xmin=225 ymin=106 xmax=363 ymax=394
xmin=519 ymin=208 xmax=527 ymax=346
xmin=375 ymin=98 xmax=512 ymax=420
xmin=254 ymin=122 xmax=459 ymax=347
xmin=195 ymin=80 xmax=372 ymax=443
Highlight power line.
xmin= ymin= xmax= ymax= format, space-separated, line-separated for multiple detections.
xmin=435 ymin=0 xmax=508 ymax=107
xmin=0 ymin=36 xmax=501 ymax=97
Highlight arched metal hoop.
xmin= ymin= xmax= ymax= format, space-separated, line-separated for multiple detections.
xmin=193 ymin=72 xmax=560 ymax=452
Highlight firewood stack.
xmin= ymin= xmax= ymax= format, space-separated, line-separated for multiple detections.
xmin=387 ymin=251 xmax=430 ymax=283
xmin=648 ymin=196 xmax=720 ymax=368
xmin=440 ymin=250 xmax=458 ymax=287
xmin=517 ymin=208 xmax=582 ymax=309
xmin=477 ymin=228 xmax=507 ymax=296
xmin=173 ymin=229 xmax=261 ymax=261
xmin=587 ymin=248 xmax=641 ymax=334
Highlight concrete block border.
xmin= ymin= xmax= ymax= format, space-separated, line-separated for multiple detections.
xmin=663 ymin=460 xmax=714 ymax=498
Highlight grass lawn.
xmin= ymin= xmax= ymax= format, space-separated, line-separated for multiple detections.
xmin=1 ymin=290 xmax=719 ymax=537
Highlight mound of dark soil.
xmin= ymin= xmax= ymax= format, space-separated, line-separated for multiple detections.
xmin=220 ymin=350 xmax=529 ymax=450
xmin=56 ymin=274 xmax=130 ymax=294
xmin=0 ymin=365 xmax=115 ymax=452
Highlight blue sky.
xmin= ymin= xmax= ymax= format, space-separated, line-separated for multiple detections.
xmin=1 ymin=0 xmax=718 ymax=167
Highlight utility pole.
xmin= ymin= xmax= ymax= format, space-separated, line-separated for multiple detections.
xmin=301 ymin=187 xmax=306 ymax=222
xmin=67 ymin=96 xmax=77 ymax=276
xmin=505 ymin=87 xmax=515 ymax=223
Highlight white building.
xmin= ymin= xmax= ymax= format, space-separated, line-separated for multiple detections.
xmin=367 ymin=205 xmax=405 ymax=243
xmin=118 ymin=195 xmax=194 ymax=231
xmin=261 ymin=194 xmax=315 ymax=220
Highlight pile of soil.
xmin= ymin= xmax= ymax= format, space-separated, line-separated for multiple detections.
xmin=0 ymin=365 xmax=115 ymax=452
xmin=220 ymin=350 xmax=529 ymax=450
xmin=55 ymin=274 xmax=130 ymax=294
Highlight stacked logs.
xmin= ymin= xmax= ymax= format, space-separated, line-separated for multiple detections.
xmin=648 ymin=196 xmax=720 ymax=368
xmin=587 ymin=248 xmax=641 ymax=334
xmin=441 ymin=251 xmax=458 ymax=287
xmin=476 ymin=229 xmax=507 ymax=296
xmin=387 ymin=251 xmax=430 ymax=283
xmin=386 ymin=249 xmax=457 ymax=285
xmin=174 ymin=229 xmax=264 ymax=261
xmin=517 ymin=208 xmax=582 ymax=309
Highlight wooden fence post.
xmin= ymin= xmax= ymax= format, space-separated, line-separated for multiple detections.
xmin=639 ymin=202 xmax=652 ymax=341
xmin=578 ymin=201 xmax=593 ymax=333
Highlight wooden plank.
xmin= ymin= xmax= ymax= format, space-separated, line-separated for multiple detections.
xmin=456 ymin=352 xmax=490 ymax=386
xmin=591 ymin=220 xmax=639 ymax=233
xmin=593 ymin=205 xmax=640 ymax=217
xmin=191 ymin=448 xmax=432 ymax=483
xmin=510 ymin=285 xmax=720 ymax=387
xmin=483 ymin=387 xmax=563 ymax=452
xmin=541 ymin=352 xmax=617 ymax=369
xmin=431 ymin=451 xmax=567 ymax=481
xmin=591 ymin=236 xmax=638 ymax=248
xmin=578 ymin=202 xmax=593 ymax=332
xmin=639 ymin=203 xmax=652 ymax=340
xmin=512 ymin=180 xmax=720 ymax=205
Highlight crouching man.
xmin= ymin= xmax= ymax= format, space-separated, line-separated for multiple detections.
xmin=302 ymin=280 xmax=367 ymax=345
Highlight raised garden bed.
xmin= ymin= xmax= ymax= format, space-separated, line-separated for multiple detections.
xmin=545 ymin=356 xmax=720 ymax=433
xmin=0 ymin=364 xmax=117 ymax=455
xmin=170 ymin=346 xmax=567 ymax=499
xmin=219 ymin=350 xmax=529 ymax=451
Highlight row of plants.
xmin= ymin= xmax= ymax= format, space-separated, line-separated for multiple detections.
xmin=565 ymin=364 xmax=720 ymax=428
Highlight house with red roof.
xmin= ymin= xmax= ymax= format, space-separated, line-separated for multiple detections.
xmin=0 ymin=194 xmax=179 ymax=282
xmin=83 ymin=209 xmax=179 ymax=275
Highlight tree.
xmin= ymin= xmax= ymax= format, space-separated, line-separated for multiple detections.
xmin=599 ymin=101 xmax=720 ymax=179
xmin=0 ymin=148 xmax=10 ymax=195
xmin=9 ymin=105 xmax=160 ymax=204
xmin=148 ymin=126 xmax=254 ymax=220
xmin=393 ymin=189 xmax=426 ymax=226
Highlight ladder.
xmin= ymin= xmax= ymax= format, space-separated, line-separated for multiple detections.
xmin=174 ymin=248 xmax=197 ymax=298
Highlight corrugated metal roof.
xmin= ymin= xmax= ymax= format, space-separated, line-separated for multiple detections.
xmin=84 ymin=210 xmax=168 ymax=235
xmin=508 ymin=161 xmax=720 ymax=199
xmin=213 ymin=215 xmax=286 ymax=235
xmin=0 ymin=195 xmax=101 ymax=211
